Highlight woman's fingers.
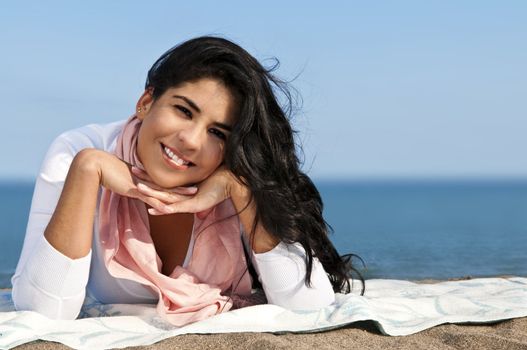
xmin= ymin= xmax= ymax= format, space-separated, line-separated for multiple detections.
xmin=168 ymin=185 xmax=198 ymax=195
xmin=134 ymin=192 xmax=172 ymax=214
xmin=131 ymin=166 xmax=198 ymax=195
xmin=146 ymin=191 xmax=219 ymax=215
xmin=149 ymin=167 xmax=231 ymax=215
xmin=161 ymin=191 xmax=223 ymax=215
xmin=148 ymin=198 xmax=200 ymax=215
xmin=136 ymin=183 xmax=192 ymax=204
xmin=136 ymin=167 xmax=232 ymax=216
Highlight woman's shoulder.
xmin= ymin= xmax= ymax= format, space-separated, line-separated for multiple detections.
xmin=38 ymin=119 xmax=127 ymax=182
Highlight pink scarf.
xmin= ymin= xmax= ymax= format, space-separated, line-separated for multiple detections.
xmin=98 ymin=116 xmax=252 ymax=326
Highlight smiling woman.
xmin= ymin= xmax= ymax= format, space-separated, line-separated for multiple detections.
xmin=136 ymin=79 xmax=235 ymax=189
xmin=10 ymin=36 xmax=363 ymax=326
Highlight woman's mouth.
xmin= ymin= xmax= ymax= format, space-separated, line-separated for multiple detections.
xmin=160 ymin=143 xmax=194 ymax=169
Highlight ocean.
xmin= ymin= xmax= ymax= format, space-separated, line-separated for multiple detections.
xmin=1 ymin=179 xmax=526 ymax=288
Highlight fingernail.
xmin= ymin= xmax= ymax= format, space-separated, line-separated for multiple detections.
xmin=182 ymin=186 xmax=198 ymax=194
xmin=137 ymin=183 xmax=148 ymax=190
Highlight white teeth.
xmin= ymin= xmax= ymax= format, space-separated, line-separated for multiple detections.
xmin=163 ymin=146 xmax=189 ymax=166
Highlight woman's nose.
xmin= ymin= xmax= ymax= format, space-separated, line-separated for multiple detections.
xmin=178 ymin=124 xmax=202 ymax=151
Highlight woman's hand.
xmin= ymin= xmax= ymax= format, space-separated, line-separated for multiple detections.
xmin=137 ymin=165 xmax=278 ymax=252
xmin=89 ymin=149 xmax=197 ymax=213
xmin=139 ymin=166 xmax=240 ymax=216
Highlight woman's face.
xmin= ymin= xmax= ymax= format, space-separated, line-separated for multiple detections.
xmin=136 ymin=78 xmax=237 ymax=188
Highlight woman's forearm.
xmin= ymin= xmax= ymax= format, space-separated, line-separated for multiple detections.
xmin=44 ymin=149 xmax=102 ymax=259
xmin=229 ymin=178 xmax=279 ymax=254
xmin=228 ymin=175 xmax=335 ymax=309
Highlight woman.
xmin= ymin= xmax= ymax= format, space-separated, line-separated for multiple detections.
xmin=12 ymin=36 xmax=362 ymax=326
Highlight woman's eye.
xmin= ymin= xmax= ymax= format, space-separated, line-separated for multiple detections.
xmin=175 ymin=105 xmax=192 ymax=118
xmin=209 ymin=128 xmax=226 ymax=140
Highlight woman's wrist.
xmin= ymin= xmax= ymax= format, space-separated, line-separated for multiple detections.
xmin=226 ymin=172 xmax=250 ymax=205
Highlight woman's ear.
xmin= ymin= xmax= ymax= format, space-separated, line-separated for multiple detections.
xmin=136 ymin=88 xmax=154 ymax=120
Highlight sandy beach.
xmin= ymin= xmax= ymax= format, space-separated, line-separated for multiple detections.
xmin=12 ymin=316 xmax=527 ymax=349
xmin=6 ymin=277 xmax=526 ymax=350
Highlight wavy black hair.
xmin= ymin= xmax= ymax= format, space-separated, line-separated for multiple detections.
xmin=145 ymin=36 xmax=364 ymax=294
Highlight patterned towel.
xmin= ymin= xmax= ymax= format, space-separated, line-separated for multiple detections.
xmin=1 ymin=277 xmax=526 ymax=349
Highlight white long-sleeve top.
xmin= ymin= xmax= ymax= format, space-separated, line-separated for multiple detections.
xmin=11 ymin=120 xmax=335 ymax=320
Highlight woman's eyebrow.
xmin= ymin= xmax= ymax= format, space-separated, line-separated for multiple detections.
xmin=173 ymin=95 xmax=201 ymax=113
xmin=173 ymin=94 xmax=232 ymax=132
xmin=213 ymin=122 xmax=232 ymax=132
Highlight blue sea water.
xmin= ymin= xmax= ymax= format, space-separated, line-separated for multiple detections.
xmin=1 ymin=179 xmax=526 ymax=288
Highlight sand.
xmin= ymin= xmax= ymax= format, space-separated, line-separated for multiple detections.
xmin=13 ymin=317 xmax=527 ymax=350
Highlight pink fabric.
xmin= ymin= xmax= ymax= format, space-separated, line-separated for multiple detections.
xmin=98 ymin=115 xmax=252 ymax=326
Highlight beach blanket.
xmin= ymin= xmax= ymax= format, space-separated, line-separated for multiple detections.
xmin=1 ymin=277 xmax=526 ymax=349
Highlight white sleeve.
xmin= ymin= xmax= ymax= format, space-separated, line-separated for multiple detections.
xmin=252 ymin=242 xmax=335 ymax=310
xmin=11 ymin=131 xmax=94 ymax=320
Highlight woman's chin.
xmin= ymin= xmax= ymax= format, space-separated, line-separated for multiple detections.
xmin=153 ymin=174 xmax=199 ymax=189
xmin=146 ymin=172 xmax=184 ymax=189
xmin=145 ymin=166 xmax=208 ymax=188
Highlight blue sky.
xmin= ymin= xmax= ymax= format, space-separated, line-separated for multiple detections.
xmin=1 ymin=1 xmax=526 ymax=180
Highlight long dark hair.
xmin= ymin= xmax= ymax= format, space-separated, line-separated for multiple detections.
xmin=145 ymin=36 xmax=364 ymax=294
